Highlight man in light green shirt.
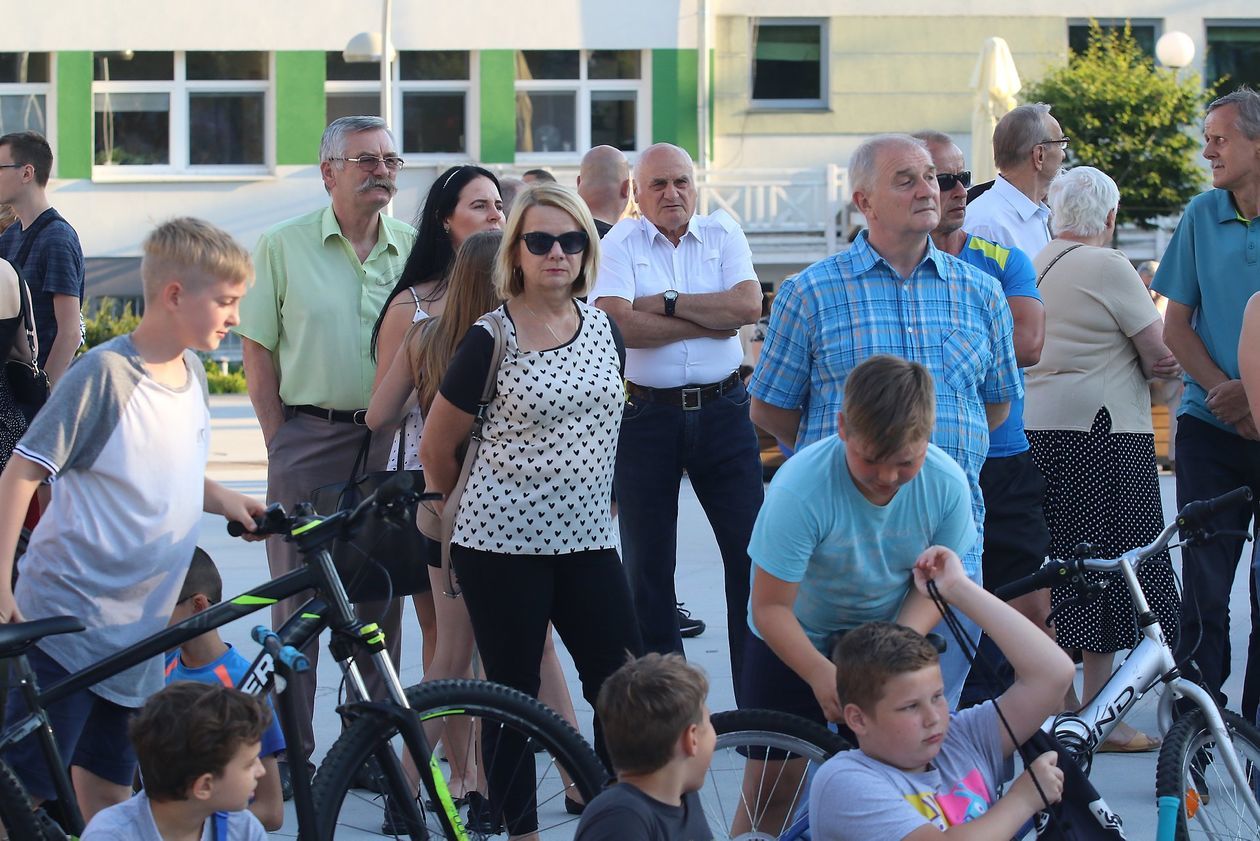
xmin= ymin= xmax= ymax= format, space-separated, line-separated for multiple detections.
xmin=236 ymin=116 xmax=416 ymax=770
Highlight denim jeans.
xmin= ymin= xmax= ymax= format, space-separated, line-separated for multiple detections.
xmin=614 ymin=379 xmax=764 ymax=698
xmin=1172 ymin=415 xmax=1260 ymax=720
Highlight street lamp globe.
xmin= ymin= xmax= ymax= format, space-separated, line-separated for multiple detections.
xmin=1156 ymin=31 xmax=1195 ymax=70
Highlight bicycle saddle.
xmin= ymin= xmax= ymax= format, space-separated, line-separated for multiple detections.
xmin=0 ymin=616 xmax=84 ymax=659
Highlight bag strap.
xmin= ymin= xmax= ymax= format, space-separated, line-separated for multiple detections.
xmin=335 ymin=428 xmax=375 ymax=509
xmin=7 ymin=269 xmax=39 ymax=366
xmin=14 ymin=209 xmax=59 ymax=271
xmin=440 ymin=311 xmax=508 ymax=597
xmin=1036 ymin=243 xmax=1084 ymax=288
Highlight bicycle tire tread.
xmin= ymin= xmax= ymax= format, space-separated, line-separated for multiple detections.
xmin=1155 ymin=707 xmax=1260 ymax=841
xmin=0 ymin=757 xmax=53 ymax=840
xmin=711 ymin=709 xmax=852 ymax=756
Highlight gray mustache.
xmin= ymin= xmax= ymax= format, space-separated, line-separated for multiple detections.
xmin=359 ymin=179 xmax=397 ymax=196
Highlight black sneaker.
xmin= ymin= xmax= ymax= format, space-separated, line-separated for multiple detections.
xmin=677 ymin=603 xmax=705 ymax=638
xmin=381 ymin=794 xmax=429 ymax=837
xmin=464 ymin=790 xmax=505 ymax=835
xmin=276 ymin=758 xmax=294 ymax=802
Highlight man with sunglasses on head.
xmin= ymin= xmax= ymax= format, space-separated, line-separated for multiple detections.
xmin=916 ymin=130 xmax=1050 ymax=705
xmin=749 ymin=134 xmax=1021 ymax=705
xmin=592 ymin=142 xmax=764 ymax=698
xmin=965 ymin=103 xmax=1067 ymax=259
xmin=235 ymin=116 xmax=416 ymax=785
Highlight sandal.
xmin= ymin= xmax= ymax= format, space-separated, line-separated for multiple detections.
xmin=1097 ymin=730 xmax=1161 ymax=753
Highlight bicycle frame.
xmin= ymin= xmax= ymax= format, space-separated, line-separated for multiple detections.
xmin=0 ymin=510 xmax=440 ymax=839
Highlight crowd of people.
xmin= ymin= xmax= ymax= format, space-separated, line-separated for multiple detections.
xmin=0 ymin=80 xmax=1255 ymax=840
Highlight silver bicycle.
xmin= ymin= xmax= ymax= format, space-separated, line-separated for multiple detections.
xmin=996 ymin=485 xmax=1260 ymax=841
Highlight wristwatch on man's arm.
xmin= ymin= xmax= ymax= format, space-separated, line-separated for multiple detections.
xmin=663 ymin=289 xmax=679 ymax=317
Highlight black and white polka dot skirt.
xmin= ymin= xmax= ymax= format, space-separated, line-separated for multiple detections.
xmin=1027 ymin=407 xmax=1181 ymax=653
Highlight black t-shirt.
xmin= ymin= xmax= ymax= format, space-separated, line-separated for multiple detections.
xmin=439 ymin=302 xmax=625 ymax=414
xmin=574 ymin=783 xmax=713 ymax=841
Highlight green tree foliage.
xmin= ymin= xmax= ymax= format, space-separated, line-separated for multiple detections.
xmin=81 ymin=297 xmax=141 ymax=351
xmin=1024 ymin=23 xmax=1210 ymax=227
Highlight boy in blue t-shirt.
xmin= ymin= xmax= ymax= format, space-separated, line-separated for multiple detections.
xmin=165 ymin=548 xmax=285 ymax=831
xmin=728 ymin=355 xmax=975 ymax=838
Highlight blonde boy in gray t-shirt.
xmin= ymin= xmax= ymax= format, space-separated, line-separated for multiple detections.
xmin=0 ymin=218 xmax=264 ymax=823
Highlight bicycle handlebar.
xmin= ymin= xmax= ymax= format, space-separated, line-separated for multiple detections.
xmin=1177 ymin=486 xmax=1254 ymax=531
xmin=994 ymin=559 xmax=1078 ymax=601
xmin=225 ymin=471 xmax=423 ymax=539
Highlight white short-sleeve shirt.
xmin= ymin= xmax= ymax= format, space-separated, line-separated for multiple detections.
xmin=965 ymin=175 xmax=1052 ymax=259
xmin=591 ymin=212 xmax=757 ymax=388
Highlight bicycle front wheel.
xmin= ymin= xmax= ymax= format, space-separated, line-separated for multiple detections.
xmin=702 ymin=709 xmax=852 ymax=840
xmin=1155 ymin=707 xmax=1260 ymax=841
xmin=310 ymin=679 xmax=608 ymax=840
xmin=0 ymin=758 xmax=55 ymax=840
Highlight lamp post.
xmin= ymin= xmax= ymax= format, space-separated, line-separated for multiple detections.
xmin=1156 ymin=31 xmax=1196 ymax=71
xmin=343 ymin=0 xmax=396 ymax=127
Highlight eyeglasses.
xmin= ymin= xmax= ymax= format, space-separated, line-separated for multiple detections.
xmin=0 ymin=163 xmax=24 ymax=170
xmin=521 ymin=231 xmax=589 ymax=256
xmin=1038 ymin=137 xmax=1071 ymax=150
xmin=936 ymin=170 xmax=972 ymax=191
xmin=331 ymin=155 xmax=405 ymax=172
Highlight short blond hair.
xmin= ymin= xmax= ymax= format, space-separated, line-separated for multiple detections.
xmin=494 ymin=183 xmax=600 ymax=300
xmin=141 ymin=217 xmax=252 ymax=301
xmin=843 ymin=355 xmax=935 ymax=460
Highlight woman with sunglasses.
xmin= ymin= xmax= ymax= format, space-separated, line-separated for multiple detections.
xmin=421 ymin=183 xmax=642 ymax=836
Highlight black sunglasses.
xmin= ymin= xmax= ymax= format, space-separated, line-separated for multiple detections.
xmin=521 ymin=231 xmax=589 ymax=256
xmin=936 ymin=171 xmax=972 ymax=191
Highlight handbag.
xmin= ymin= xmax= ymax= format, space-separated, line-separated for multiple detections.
xmin=309 ymin=428 xmax=429 ymax=603
xmin=4 ymin=212 xmax=58 ymax=422
xmin=416 ymin=310 xmax=508 ymax=597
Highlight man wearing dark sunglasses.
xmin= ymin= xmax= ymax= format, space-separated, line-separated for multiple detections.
xmin=966 ymin=103 xmax=1066 ymax=259
xmin=916 ymin=130 xmax=1050 ymax=704
xmin=591 ymin=143 xmax=765 ymax=697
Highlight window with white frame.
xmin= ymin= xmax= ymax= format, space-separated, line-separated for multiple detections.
xmin=0 ymin=53 xmax=50 ymax=137
xmin=92 ymin=51 xmax=269 ymax=172
xmin=750 ymin=20 xmax=826 ymax=108
xmin=515 ymin=50 xmax=647 ymax=156
xmin=325 ymin=50 xmax=474 ymax=156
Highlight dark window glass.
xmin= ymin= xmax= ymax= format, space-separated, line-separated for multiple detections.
xmin=0 ymin=53 xmax=49 ymax=84
xmin=516 ymin=91 xmax=576 ymax=152
xmin=402 ymin=92 xmax=465 ymax=153
xmin=590 ymin=91 xmax=636 ymax=150
xmin=326 ymin=92 xmax=381 ymax=123
xmin=587 ymin=50 xmax=640 ymax=80
xmin=1207 ymin=26 xmax=1260 ymax=91
xmin=93 ymin=52 xmax=174 ymax=82
xmin=0 ymin=95 xmax=46 ymax=135
xmin=326 ymin=51 xmax=381 ymax=82
xmin=400 ymin=51 xmax=469 ymax=81
xmin=517 ymin=51 xmax=579 ymax=80
xmin=1068 ymin=23 xmax=1157 ymax=57
xmin=751 ymin=23 xmax=822 ymax=102
xmin=187 ymin=52 xmax=269 ymax=81
xmin=94 ymin=92 xmax=170 ymax=164
xmin=189 ymin=93 xmax=265 ymax=165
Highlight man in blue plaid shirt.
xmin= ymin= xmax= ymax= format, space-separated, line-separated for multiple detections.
xmin=749 ymin=133 xmax=1021 ymax=703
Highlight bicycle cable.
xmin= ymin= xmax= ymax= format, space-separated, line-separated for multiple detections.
xmin=926 ymin=579 xmax=1069 ymax=841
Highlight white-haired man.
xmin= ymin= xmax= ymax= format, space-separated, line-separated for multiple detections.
xmin=749 ymin=133 xmax=1021 ymax=706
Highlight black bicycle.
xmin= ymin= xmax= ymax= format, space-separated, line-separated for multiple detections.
xmin=0 ymin=473 xmax=607 ymax=840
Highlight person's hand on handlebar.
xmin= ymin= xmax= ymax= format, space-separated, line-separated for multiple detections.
xmin=912 ymin=546 xmax=969 ymax=603
xmin=205 ymin=479 xmax=268 ymax=542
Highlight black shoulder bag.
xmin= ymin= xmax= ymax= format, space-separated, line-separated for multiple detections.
xmin=4 ymin=212 xmax=59 ymax=421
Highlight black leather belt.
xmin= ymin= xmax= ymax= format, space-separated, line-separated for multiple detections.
xmin=626 ymin=372 xmax=741 ymax=411
xmin=291 ymin=404 xmax=368 ymax=425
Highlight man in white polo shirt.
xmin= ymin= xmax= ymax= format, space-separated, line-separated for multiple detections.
xmin=966 ymin=103 xmax=1067 ymax=258
xmin=592 ymin=143 xmax=764 ymax=693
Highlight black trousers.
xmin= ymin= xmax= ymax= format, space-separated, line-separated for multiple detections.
xmin=1171 ymin=415 xmax=1260 ymax=720
xmin=451 ymin=544 xmax=643 ymax=833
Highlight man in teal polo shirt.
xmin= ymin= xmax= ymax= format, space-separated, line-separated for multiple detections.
xmin=236 ymin=116 xmax=417 ymax=772
xmin=1153 ymin=88 xmax=1260 ymax=721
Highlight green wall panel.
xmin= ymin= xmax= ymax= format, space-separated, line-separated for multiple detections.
xmin=651 ymin=49 xmax=699 ymax=159
xmin=55 ymin=52 xmax=92 ymax=180
xmin=479 ymin=50 xmax=516 ymax=163
xmin=275 ymin=52 xmax=326 ymax=165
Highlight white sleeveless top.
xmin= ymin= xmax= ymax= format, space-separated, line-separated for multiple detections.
xmin=452 ymin=302 xmax=623 ymax=555
xmin=388 ymin=287 xmax=429 ymax=470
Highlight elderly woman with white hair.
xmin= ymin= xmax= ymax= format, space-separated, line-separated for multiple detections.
xmin=1024 ymin=166 xmax=1183 ymax=751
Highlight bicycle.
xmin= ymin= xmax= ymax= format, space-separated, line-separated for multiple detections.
xmin=0 ymin=473 xmax=608 ymax=840
xmin=994 ymin=485 xmax=1260 ymax=841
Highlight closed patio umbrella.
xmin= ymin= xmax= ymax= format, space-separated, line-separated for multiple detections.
xmin=970 ymin=37 xmax=1022 ymax=184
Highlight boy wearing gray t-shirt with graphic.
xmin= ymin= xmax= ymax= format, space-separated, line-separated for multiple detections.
xmin=811 ymin=547 xmax=1074 ymax=840
xmin=0 ymin=218 xmax=265 ymax=823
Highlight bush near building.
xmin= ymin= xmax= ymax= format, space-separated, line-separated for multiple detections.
xmin=1024 ymin=22 xmax=1211 ymax=228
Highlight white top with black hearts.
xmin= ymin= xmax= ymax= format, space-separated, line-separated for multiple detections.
xmin=452 ymin=302 xmax=622 ymax=555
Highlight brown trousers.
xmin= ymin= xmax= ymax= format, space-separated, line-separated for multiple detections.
xmin=265 ymin=411 xmax=403 ymax=763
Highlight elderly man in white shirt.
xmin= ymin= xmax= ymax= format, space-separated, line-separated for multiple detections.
xmin=966 ymin=103 xmax=1067 ymax=258
xmin=592 ymin=143 xmax=764 ymax=693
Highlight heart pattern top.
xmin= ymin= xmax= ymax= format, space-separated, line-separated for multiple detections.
xmin=453 ymin=302 xmax=623 ymax=555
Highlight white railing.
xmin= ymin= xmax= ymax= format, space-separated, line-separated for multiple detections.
xmin=695 ymin=164 xmax=849 ymax=254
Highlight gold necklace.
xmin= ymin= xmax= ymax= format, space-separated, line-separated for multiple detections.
xmin=522 ymin=302 xmax=572 ymax=345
